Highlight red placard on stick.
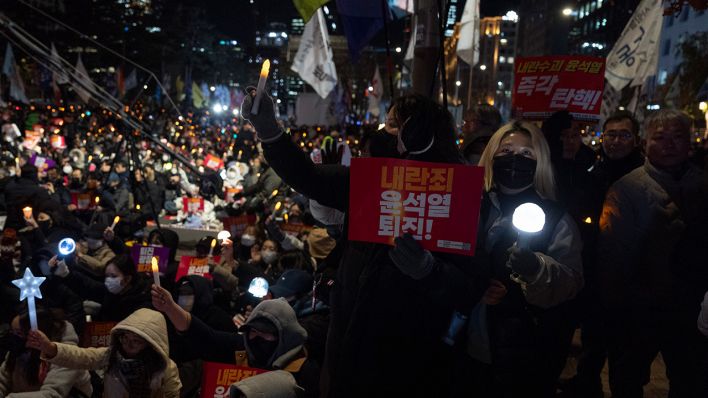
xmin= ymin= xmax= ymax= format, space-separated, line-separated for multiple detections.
xmin=348 ymin=158 xmax=484 ymax=256
xmin=512 ymin=55 xmax=605 ymax=121
xmin=174 ymin=255 xmax=219 ymax=282
xmin=182 ymin=197 xmax=205 ymax=213
xmin=200 ymin=362 xmax=267 ymax=398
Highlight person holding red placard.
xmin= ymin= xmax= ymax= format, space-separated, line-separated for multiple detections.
xmin=452 ymin=121 xmax=583 ymax=397
xmin=241 ymin=92 xmax=488 ymax=398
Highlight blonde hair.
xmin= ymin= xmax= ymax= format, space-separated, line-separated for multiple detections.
xmin=478 ymin=120 xmax=557 ymax=200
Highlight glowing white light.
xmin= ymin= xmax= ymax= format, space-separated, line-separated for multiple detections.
xmin=562 ymin=8 xmax=573 ymax=16
xmin=212 ymin=104 xmax=224 ymax=113
xmin=502 ymin=10 xmax=518 ymax=22
xmin=232 ymin=108 xmax=240 ymax=116
xmin=209 ymin=86 xmax=216 ymax=92
xmin=248 ymin=277 xmax=269 ymax=298
xmin=368 ymin=86 xmax=374 ymax=92
xmin=479 ymin=64 xmax=487 ymax=71
xmin=395 ymin=47 xmax=402 ymax=53
xmin=58 ymin=238 xmax=76 ymax=256
xmin=512 ymin=203 xmax=546 ymax=234
xmin=455 ymin=80 xmax=462 ymax=87
xmin=12 ymin=268 xmax=46 ymax=330
xmin=378 ymin=123 xmax=386 ymax=130
xmin=217 ymin=230 xmax=232 ymax=241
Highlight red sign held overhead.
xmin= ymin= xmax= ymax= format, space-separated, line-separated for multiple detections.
xmin=512 ymin=55 xmax=606 ymax=121
xmin=348 ymin=158 xmax=484 ymax=256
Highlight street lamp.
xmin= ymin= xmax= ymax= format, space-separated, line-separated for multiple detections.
xmin=562 ymin=8 xmax=574 ymax=16
xmin=455 ymin=80 xmax=462 ymax=87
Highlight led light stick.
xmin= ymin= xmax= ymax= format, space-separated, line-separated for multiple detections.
xmin=151 ymin=257 xmax=160 ymax=287
xmin=58 ymin=238 xmax=76 ymax=256
xmin=511 ymin=203 xmax=546 ymax=249
xmin=248 ymin=277 xmax=269 ymax=298
xmin=12 ymin=268 xmax=46 ymax=330
xmin=250 ymin=59 xmax=270 ymax=115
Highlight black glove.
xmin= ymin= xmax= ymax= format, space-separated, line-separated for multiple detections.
xmin=265 ymin=219 xmax=286 ymax=243
xmin=321 ymin=136 xmax=344 ymax=165
xmin=388 ymin=233 xmax=435 ymax=280
xmin=240 ymin=92 xmax=282 ymax=143
xmin=506 ymin=245 xmax=541 ymax=279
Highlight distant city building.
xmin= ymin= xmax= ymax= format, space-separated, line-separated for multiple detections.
xmin=657 ymin=4 xmax=708 ymax=85
xmin=517 ymin=0 xmax=570 ymax=57
xmin=566 ymin=0 xmax=640 ymax=56
xmin=469 ymin=11 xmax=518 ymax=118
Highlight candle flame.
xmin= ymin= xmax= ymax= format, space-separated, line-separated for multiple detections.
xmin=136 ymin=204 xmax=141 ymax=210
xmin=95 ymin=196 xmax=100 ymax=204
xmin=210 ymin=239 xmax=217 ymax=249
xmin=271 ymin=189 xmax=278 ymax=198
xmin=275 ymin=201 xmax=282 ymax=211
xmin=260 ymin=59 xmax=271 ymax=78
xmin=284 ymin=213 xmax=289 ymax=223
xmin=113 ymin=216 xmax=120 ymax=225
xmin=151 ymin=257 xmax=159 ymax=273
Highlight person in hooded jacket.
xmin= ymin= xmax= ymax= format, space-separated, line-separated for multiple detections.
xmin=151 ymin=286 xmax=318 ymax=397
xmin=27 ymin=308 xmax=181 ymax=398
xmin=451 ymin=121 xmax=583 ymax=398
xmin=50 ymin=253 xmax=152 ymax=322
xmin=3 ymin=164 xmax=60 ymax=231
xmin=0 ymin=307 xmax=92 ymax=398
xmin=73 ymin=223 xmax=117 ymax=278
xmin=241 ymin=92 xmax=488 ymax=397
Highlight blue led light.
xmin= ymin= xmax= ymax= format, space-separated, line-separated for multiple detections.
xmin=58 ymin=238 xmax=76 ymax=256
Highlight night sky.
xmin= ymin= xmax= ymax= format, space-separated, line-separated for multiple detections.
xmin=201 ymin=0 xmax=522 ymax=42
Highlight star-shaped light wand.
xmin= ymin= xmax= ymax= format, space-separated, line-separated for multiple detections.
xmin=12 ymin=268 xmax=46 ymax=330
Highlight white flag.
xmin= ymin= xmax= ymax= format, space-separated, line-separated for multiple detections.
xmin=124 ymin=68 xmax=138 ymax=91
xmin=605 ymin=0 xmax=663 ymax=91
xmin=367 ymin=66 xmax=383 ymax=117
xmin=291 ymin=9 xmax=338 ymax=99
xmin=456 ymin=0 xmax=480 ymax=66
xmin=73 ymin=54 xmax=94 ymax=103
xmin=404 ymin=16 xmax=417 ymax=63
xmin=50 ymin=44 xmax=69 ymax=84
xmin=2 ymin=44 xmax=29 ymax=103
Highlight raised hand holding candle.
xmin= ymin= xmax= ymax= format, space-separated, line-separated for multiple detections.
xmin=151 ymin=257 xmax=160 ymax=287
xmin=12 ymin=268 xmax=46 ymax=330
xmin=209 ymin=238 xmax=218 ymax=257
xmin=23 ymin=206 xmax=33 ymax=220
xmin=250 ymin=59 xmax=271 ymax=115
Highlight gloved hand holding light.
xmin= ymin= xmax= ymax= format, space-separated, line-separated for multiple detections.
xmin=250 ymin=59 xmax=270 ymax=115
xmin=512 ymin=203 xmax=545 ymax=249
xmin=58 ymin=238 xmax=76 ymax=256
xmin=248 ymin=277 xmax=269 ymax=298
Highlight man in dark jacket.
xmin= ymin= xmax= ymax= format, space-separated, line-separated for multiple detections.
xmin=241 ymin=93 xmax=487 ymax=397
xmin=3 ymin=164 xmax=59 ymax=230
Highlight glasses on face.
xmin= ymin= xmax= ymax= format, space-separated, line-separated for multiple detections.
xmin=603 ymin=130 xmax=633 ymax=141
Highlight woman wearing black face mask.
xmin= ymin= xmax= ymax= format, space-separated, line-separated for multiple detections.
xmin=451 ymin=121 xmax=583 ymax=398
xmin=0 ymin=308 xmax=92 ymax=397
xmin=241 ymin=93 xmax=485 ymax=398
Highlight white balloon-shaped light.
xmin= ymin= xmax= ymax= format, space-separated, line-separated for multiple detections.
xmin=248 ymin=277 xmax=269 ymax=298
xmin=58 ymin=238 xmax=76 ymax=256
xmin=512 ymin=203 xmax=546 ymax=234
xmin=217 ymin=230 xmax=232 ymax=241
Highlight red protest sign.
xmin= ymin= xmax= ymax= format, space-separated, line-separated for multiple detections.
xmin=348 ymin=158 xmax=484 ymax=256
xmin=512 ymin=55 xmax=605 ymax=121
xmin=80 ymin=322 xmax=116 ymax=348
xmin=200 ymin=362 xmax=267 ymax=398
xmin=182 ymin=197 xmax=205 ymax=213
xmin=174 ymin=255 xmax=219 ymax=282
xmin=50 ymin=135 xmax=66 ymax=149
xmin=205 ymin=154 xmax=225 ymax=171
xmin=221 ymin=215 xmax=256 ymax=238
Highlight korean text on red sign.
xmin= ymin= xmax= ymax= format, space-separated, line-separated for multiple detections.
xmin=348 ymin=158 xmax=484 ymax=256
xmin=200 ymin=362 xmax=266 ymax=398
xmin=512 ymin=55 xmax=605 ymax=121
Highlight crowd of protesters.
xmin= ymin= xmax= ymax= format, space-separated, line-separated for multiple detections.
xmin=0 ymin=90 xmax=707 ymax=398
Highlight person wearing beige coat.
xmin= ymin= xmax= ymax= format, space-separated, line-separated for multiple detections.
xmin=27 ymin=308 xmax=181 ymax=398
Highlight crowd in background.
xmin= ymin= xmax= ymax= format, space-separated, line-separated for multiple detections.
xmin=0 ymin=92 xmax=707 ymax=397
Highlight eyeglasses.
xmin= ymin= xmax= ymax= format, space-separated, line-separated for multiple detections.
xmin=603 ymin=130 xmax=633 ymax=141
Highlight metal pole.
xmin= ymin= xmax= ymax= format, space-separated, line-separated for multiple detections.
xmin=412 ymin=0 xmax=441 ymax=97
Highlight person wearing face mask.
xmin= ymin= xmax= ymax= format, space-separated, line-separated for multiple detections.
xmin=27 ymin=308 xmax=181 ymax=398
xmin=27 ymin=248 xmax=85 ymax=334
xmin=151 ymin=286 xmax=319 ymax=397
xmin=241 ymin=93 xmax=487 ymax=397
xmin=259 ymin=239 xmax=281 ymax=282
xmin=0 ymin=308 xmax=92 ymax=397
xmin=74 ymin=223 xmax=116 ymax=277
xmin=3 ymin=164 xmax=58 ymax=231
xmin=450 ymin=121 xmax=583 ymax=397
xmin=51 ymin=254 xmax=152 ymax=322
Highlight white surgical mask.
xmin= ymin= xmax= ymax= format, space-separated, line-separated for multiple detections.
xmin=177 ymin=295 xmax=195 ymax=312
xmin=104 ymin=276 xmax=124 ymax=294
xmin=261 ymin=250 xmax=278 ymax=265
xmin=241 ymin=234 xmax=256 ymax=247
